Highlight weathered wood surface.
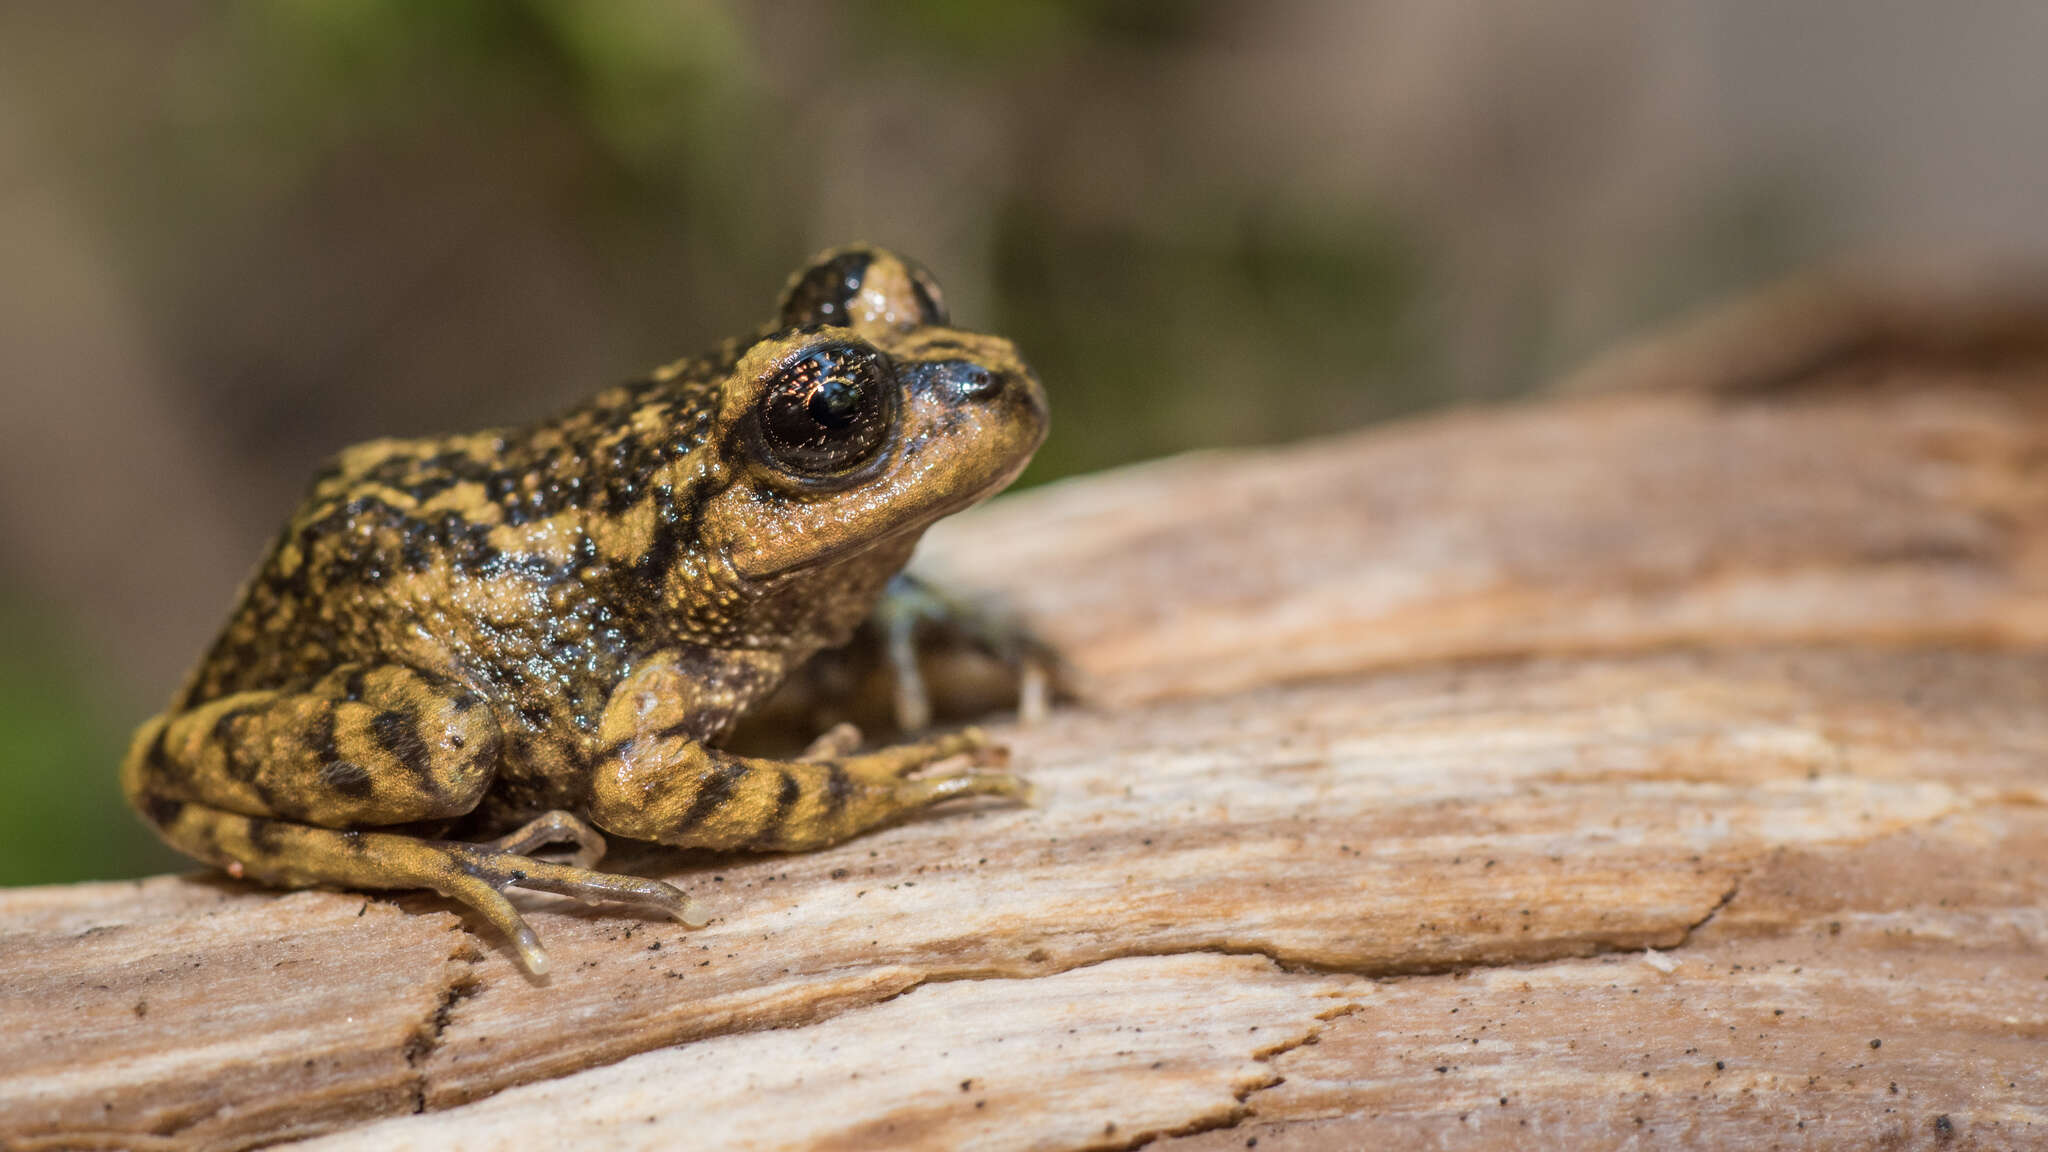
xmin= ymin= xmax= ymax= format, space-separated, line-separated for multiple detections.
xmin=918 ymin=342 xmax=2048 ymax=707
xmin=3 ymin=286 xmax=2046 ymax=1151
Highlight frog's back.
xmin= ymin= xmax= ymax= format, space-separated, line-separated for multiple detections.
xmin=174 ymin=365 xmax=730 ymax=711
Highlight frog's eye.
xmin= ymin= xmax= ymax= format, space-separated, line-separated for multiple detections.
xmin=779 ymin=248 xmax=949 ymax=331
xmin=755 ymin=342 xmax=899 ymax=478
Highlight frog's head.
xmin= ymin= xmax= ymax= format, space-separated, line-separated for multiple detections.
xmin=695 ymin=247 xmax=1048 ymax=592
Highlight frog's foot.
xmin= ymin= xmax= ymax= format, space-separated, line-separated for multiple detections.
xmin=754 ymin=726 xmax=1030 ymax=851
xmin=135 ymin=794 xmax=704 ymax=977
xmin=592 ymin=724 xmax=1032 ymax=855
xmin=802 ymin=723 xmax=1028 ymax=800
xmin=483 ymin=808 xmax=608 ymax=870
xmin=876 ymin=571 xmax=1062 ymax=731
xmin=826 ymin=726 xmax=1035 ymax=829
xmin=435 ymin=841 xmax=710 ymax=974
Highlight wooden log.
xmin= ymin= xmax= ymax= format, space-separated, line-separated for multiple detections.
xmin=3 ymin=281 xmax=2045 ymax=1151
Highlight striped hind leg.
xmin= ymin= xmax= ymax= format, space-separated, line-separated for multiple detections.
xmin=132 ymin=793 xmax=698 ymax=974
xmin=121 ymin=663 xmax=701 ymax=973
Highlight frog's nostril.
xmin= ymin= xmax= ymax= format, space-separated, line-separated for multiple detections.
xmin=952 ymin=364 xmax=1004 ymax=402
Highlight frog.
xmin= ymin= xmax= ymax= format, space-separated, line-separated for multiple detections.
xmin=121 ymin=246 xmax=1049 ymax=975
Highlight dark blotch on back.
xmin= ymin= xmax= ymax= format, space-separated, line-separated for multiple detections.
xmin=907 ymin=271 xmax=947 ymax=327
xmin=780 ymin=251 xmax=873 ymax=329
xmin=142 ymin=793 xmax=187 ymax=830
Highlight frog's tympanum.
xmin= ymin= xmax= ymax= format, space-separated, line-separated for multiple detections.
xmin=123 ymin=248 xmax=1048 ymax=973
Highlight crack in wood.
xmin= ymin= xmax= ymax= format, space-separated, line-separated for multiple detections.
xmin=403 ymin=960 xmax=483 ymax=1117
xmin=1123 ymin=1003 xmax=1365 ymax=1152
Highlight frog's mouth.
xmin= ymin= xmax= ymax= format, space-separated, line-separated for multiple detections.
xmin=732 ymin=446 xmax=1034 ymax=583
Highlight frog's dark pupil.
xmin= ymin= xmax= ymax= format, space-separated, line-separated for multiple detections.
xmin=809 ymin=377 xmax=862 ymax=429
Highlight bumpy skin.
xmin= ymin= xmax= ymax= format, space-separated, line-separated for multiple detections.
xmin=122 ymin=248 xmax=1049 ymax=974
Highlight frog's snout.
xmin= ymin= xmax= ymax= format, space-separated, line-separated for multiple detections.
xmin=910 ymin=358 xmax=1024 ymax=405
xmin=948 ymin=362 xmax=1004 ymax=401
xmin=933 ymin=358 xmax=1049 ymax=434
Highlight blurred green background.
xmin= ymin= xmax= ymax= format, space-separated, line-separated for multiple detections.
xmin=5 ymin=0 xmax=2045 ymax=884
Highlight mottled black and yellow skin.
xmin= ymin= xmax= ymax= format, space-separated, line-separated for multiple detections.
xmin=122 ymin=248 xmax=1048 ymax=974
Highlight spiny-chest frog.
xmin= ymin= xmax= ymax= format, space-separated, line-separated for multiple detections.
xmin=123 ymin=248 xmax=1048 ymax=973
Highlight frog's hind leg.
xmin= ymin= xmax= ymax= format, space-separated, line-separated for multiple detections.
xmin=133 ymin=792 xmax=698 ymax=974
xmin=122 ymin=664 xmax=702 ymax=974
xmin=124 ymin=663 xmax=507 ymax=830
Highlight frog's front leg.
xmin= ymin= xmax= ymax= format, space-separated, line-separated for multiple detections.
xmin=121 ymin=663 xmax=697 ymax=974
xmin=588 ymin=656 xmax=1029 ymax=852
xmin=874 ymin=570 xmax=1058 ymax=731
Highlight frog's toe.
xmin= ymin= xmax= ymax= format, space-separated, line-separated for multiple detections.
xmin=858 ymin=725 xmax=995 ymax=778
xmin=898 ymin=762 xmax=1034 ymax=809
xmin=1018 ymin=656 xmax=1053 ymax=726
xmin=799 ymin=721 xmax=865 ymax=763
xmin=436 ymin=867 xmax=554 ymax=975
xmin=863 ymin=726 xmax=1031 ymax=808
xmin=483 ymin=809 xmax=608 ymax=869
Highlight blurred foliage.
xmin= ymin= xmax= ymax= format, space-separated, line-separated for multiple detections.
xmin=996 ymin=207 xmax=1422 ymax=479
xmin=204 ymin=0 xmax=757 ymax=176
xmin=111 ymin=0 xmax=1434 ymax=490
xmin=0 ymin=590 xmax=182 ymax=885
xmin=864 ymin=0 xmax=1207 ymax=58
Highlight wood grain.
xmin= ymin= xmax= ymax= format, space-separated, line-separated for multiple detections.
xmin=0 ymin=884 xmax=476 ymax=1149
xmin=3 ymin=285 xmax=2045 ymax=1151
xmin=301 ymin=954 xmax=1359 ymax=1152
xmin=1156 ymin=809 xmax=2048 ymax=1151
xmin=918 ymin=363 xmax=2048 ymax=706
